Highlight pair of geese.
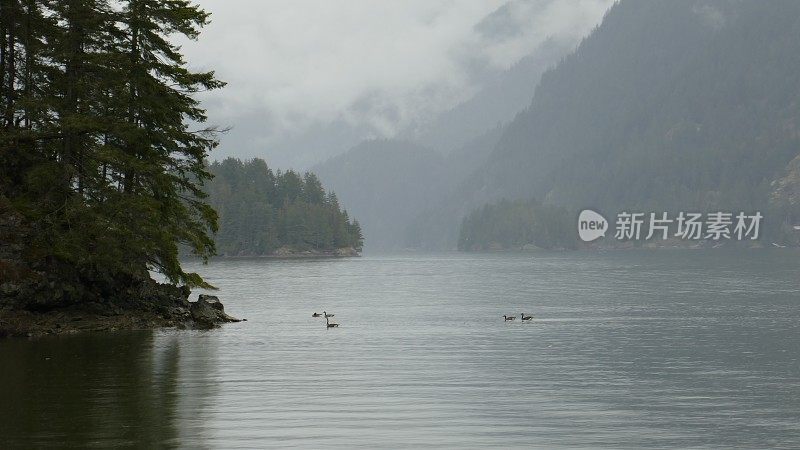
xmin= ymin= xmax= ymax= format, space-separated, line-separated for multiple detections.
xmin=312 ymin=311 xmax=339 ymax=328
xmin=504 ymin=313 xmax=533 ymax=322
xmin=314 ymin=310 xmax=530 ymax=325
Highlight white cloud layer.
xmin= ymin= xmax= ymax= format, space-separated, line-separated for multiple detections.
xmin=181 ymin=0 xmax=613 ymax=167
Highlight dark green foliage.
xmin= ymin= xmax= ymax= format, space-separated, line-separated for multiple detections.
xmin=475 ymin=0 xmax=800 ymax=218
xmin=0 ymin=0 xmax=222 ymax=306
xmin=205 ymin=158 xmax=363 ymax=256
xmin=457 ymin=199 xmax=574 ymax=251
xmin=429 ymin=0 xmax=800 ymax=249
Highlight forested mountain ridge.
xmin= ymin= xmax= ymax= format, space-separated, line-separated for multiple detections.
xmin=402 ymin=38 xmax=569 ymax=154
xmin=205 ymin=158 xmax=363 ymax=256
xmin=469 ymin=0 xmax=800 ymax=216
xmin=426 ymin=0 xmax=800 ymax=249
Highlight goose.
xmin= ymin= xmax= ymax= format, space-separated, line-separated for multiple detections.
xmin=503 ymin=315 xmax=516 ymax=321
xmin=325 ymin=316 xmax=339 ymax=328
xmin=312 ymin=312 xmax=321 ymax=317
xmin=323 ymin=311 xmax=335 ymax=318
xmin=521 ymin=313 xmax=533 ymax=321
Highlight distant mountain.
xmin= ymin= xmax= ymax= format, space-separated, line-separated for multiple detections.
xmin=314 ymin=128 xmax=505 ymax=251
xmin=402 ymin=39 xmax=569 ymax=154
xmin=420 ymin=0 xmax=800 ymax=248
xmin=473 ymin=0 xmax=800 ymax=211
xmin=313 ymin=140 xmax=447 ymax=250
xmin=313 ymin=22 xmax=585 ymax=251
xmin=401 ymin=127 xmax=503 ymax=249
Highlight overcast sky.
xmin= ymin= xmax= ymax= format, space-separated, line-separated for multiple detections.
xmin=182 ymin=0 xmax=614 ymax=168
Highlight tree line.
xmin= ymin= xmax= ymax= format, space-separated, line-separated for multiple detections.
xmin=205 ymin=158 xmax=363 ymax=256
xmin=458 ymin=199 xmax=575 ymax=251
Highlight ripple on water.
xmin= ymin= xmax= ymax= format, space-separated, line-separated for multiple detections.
xmin=2 ymin=250 xmax=800 ymax=448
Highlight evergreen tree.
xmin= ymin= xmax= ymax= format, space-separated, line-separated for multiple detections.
xmin=204 ymin=158 xmax=364 ymax=256
xmin=1 ymin=0 xmax=223 ymax=307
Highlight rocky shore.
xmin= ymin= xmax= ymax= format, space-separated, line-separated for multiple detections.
xmin=0 ymin=291 xmax=241 ymax=339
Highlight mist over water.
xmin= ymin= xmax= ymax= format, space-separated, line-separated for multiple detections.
xmin=3 ymin=250 xmax=800 ymax=448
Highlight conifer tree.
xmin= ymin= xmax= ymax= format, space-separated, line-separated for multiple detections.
xmin=1 ymin=0 xmax=223 ymax=306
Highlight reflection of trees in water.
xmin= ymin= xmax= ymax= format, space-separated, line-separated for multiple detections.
xmin=0 ymin=331 xmax=217 ymax=447
xmin=165 ymin=332 xmax=218 ymax=446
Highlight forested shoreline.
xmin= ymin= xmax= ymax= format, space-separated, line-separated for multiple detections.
xmin=205 ymin=158 xmax=363 ymax=257
xmin=457 ymin=199 xmax=575 ymax=252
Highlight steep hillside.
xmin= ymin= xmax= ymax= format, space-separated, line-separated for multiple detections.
xmin=404 ymin=39 xmax=569 ymax=154
xmin=472 ymin=0 xmax=800 ymax=214
xmin=318 ymin=1 xmax=800 ymax=250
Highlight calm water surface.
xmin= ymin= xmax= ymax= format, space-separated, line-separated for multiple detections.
xmin=2 ymin=250 xmax=800 ymax=448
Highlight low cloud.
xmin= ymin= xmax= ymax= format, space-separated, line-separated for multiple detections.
xmin=181 ymin=0 xmax=613 ymax=167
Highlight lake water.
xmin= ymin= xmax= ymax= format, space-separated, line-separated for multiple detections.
xmin=2 ymin=250 xmax=800 ymax=448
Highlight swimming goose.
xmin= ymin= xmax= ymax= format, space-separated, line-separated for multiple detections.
xmin=312 ymin=312 xmax=321 ymax=317
xmin=323 ymin=311 xmax=334 ymax=318
xmin=521 ymin=313 xmax=533 ymax=321
xmin=326 ymin=316 xmax=339 ymax=328
xmin=503 ymin=315 xmax=516 ymax=321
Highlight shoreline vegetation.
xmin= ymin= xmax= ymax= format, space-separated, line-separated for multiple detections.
xmin=0 ymin=2 xmax=363 ymax=338
xmin=205 ymin=158 xmax=364 ymax=258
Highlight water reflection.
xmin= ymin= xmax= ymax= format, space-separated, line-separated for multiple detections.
xmin=2 ymin=251 xmax=800 ymax=447
xmin=0 ymin=330 xmax=216 ymax=448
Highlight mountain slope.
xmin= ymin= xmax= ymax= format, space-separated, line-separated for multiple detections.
xmin=313 ymin=140 xmax=447 ymax=250
xmin=404 ymin=39 xmax=569 ymax=154
xmin=470 ymin=0 xmax=800 ymax=215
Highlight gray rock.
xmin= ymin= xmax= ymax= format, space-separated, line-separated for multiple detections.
xmin=190 ymin=298 xmax=218 ymax=325
xmin=198 ymin=294 xmax=224 ymax=311
xmin=189 ymin=296 xmax=240 ymax=328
